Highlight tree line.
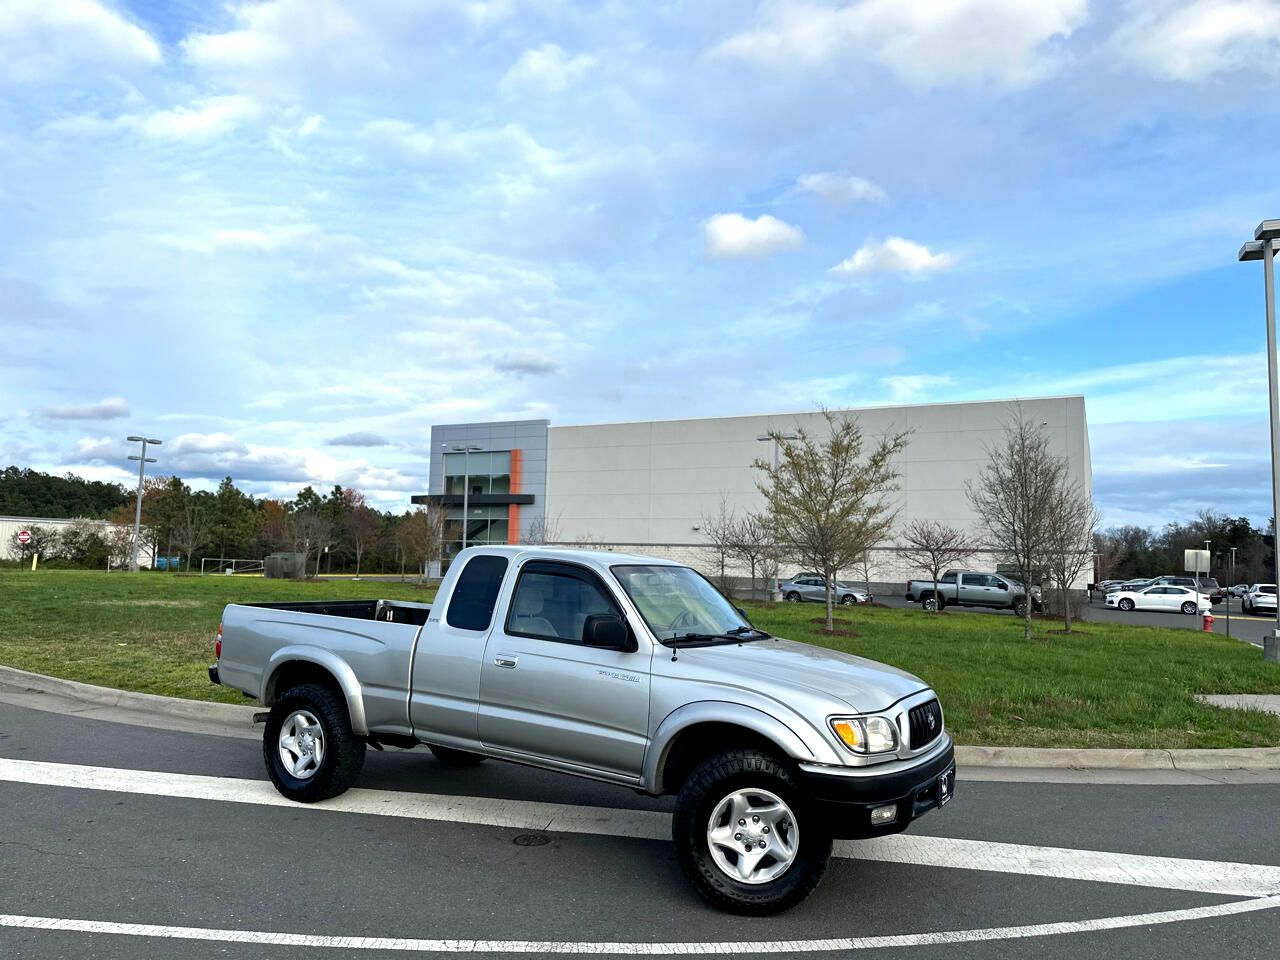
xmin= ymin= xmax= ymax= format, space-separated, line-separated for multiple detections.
xmin=1094 ymin=512 xmax=1274 ymax=587
xmin=4 ymin=468 xmax=448 ymax=578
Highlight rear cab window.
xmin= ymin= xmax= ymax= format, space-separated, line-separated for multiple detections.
xmin=445 ymin=554 xmax=510 ymax=631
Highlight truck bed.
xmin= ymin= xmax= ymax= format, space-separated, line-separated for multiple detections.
xmin=244 ymin=599 xmax=431 ymax=626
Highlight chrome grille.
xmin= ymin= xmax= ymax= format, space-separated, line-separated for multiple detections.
xmin=908 ymin=699 xmax=943 ymax=749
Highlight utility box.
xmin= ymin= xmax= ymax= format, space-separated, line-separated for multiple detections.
xmin=265 ymin=552 xmax=307 ymax=579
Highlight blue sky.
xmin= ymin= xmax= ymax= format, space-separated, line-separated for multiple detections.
xmin=2 ymin=0 xmax=1279 ymax=527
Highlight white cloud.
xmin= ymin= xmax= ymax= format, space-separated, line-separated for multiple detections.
xmin=181 ymin=0 xmax=520 ymax=98
xmin=714 ymin=0 xmax=1087 ymax=88
xmin=501 ymin=43 xmax=599 ymax=94
xmin=704 ymin=213 xmax=805 ymax=259
xmin=47 ymin=95 xmax=264 ymax=142
xmin=830 ymin=237 xmax=955 ymax=277
xmin=161 ymin=223 xmax=333 ymax=256
xmin=0 ymin=0 xmax=161 ymax=84
xmin=361 ymin=118 xmax=559 ymax=170
xmin=34 ymin=397 xmax=130 ymax=420
xmin=1114 ymin=0 xmax=1280 ymax=81
xmin=880 ymin=373 xmax=953 ymax=402
xmin=794 ymin=172 xmax=886 ymax=205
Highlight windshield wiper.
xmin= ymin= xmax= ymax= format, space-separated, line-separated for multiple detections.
xmin=662 ymin=628 xmax=771 ymax=660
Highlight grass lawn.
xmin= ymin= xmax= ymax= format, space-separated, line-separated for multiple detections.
xmin=1 ymin=569 xmax=1279 ymax=748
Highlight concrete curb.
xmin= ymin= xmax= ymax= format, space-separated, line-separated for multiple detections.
xmin=0 ymin=664 xmax=258 ymax=726
xmin=2 ymin=665 xmax=1278 ymax=770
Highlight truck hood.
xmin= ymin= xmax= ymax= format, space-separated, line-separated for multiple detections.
xmin=679 ymin=637 xmax=929 ymax=713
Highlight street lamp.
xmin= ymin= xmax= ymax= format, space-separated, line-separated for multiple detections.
xmin=757 ymin=431 xmax=798 ymax=601
xmin=126 ymin=436 xmax=161 ymax=573
xmin=1239 ymin=218 xmax=1280 ymax=662
xmin=756 ymin=431 xmax=799 ymax=468
xmin=445 ymin=443 xmax=482 ymax=551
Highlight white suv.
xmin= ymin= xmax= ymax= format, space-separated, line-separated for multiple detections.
xmin=1244 ymin=584 xmax=1277 ymax=614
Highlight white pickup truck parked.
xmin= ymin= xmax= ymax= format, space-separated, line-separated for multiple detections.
xmin=211 ymin=546 xmax=955 ymax=914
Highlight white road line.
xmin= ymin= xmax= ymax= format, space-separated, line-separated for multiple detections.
xmin=3 ymin=758 xmax=1280 ymax=897
xmin=2 ymin=897 xmax=1280 ymax=954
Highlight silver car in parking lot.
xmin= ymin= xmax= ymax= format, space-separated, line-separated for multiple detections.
xmin=779 ymin=576 xmax=872 ymax=605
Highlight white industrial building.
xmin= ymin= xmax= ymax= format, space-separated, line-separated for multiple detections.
xmin=415 ymin=396 xmax=1091 ymax=586
xmin=0 ymin=515 xmax=154 ymax=567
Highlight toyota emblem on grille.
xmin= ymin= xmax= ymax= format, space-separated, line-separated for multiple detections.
xmin=926 ymin=712 xmax=937 ymax=732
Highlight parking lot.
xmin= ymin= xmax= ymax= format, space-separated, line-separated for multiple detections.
xmin=876 ymin=594 xmax=1278 ymax=648
xmin=3 ymin=691 xmax=1280 ymax=960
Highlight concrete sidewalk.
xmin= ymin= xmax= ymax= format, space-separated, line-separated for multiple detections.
xmin=2 ymin=663 xmax=1278 ymax=772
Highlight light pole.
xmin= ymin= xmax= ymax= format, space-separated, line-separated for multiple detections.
xmin=126 ymin=436 xmax=161 ymax=573
xmin=1201 ymin=539 xmax=1211 ymax=621
xmin=446 ymin=444 xmax=482 ymax=551
xmin=1228 ymin=546 xmax=1237 ymax=638
xmin=757 ymin=431 xmax=798 ymax=601
xmin=1239 ymin=218 xmax=1280 ymax=662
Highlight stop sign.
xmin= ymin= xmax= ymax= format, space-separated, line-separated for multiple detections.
xmin=17 ymin=530 xmax=31 ymax=545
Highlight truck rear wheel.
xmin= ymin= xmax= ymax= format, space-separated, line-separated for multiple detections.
xmin=429 ymin=744 xmax=487 ymax=766
xmin=264 ymin=683 xmax=366 ymax=803
xmin=673 ymin=749 xmax=831 ymax=915
xmin=922 ymin=594 xmax=944 ymax=611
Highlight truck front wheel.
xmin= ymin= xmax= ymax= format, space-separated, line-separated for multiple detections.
xmin=673 ymin=749 xmax=831 ymax=915
xmin=264 ymin=683 xmax=366 ymax=803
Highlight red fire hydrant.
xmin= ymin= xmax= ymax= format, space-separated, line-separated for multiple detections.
xmin=1202 ymin=612 xmax=1215 ymax=633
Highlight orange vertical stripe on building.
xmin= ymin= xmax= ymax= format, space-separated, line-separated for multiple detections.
xmin=507 ymin=449 xmax=523 ymax=544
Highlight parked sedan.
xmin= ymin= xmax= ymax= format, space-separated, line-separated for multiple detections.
xmin=779 ymin=577 xmax=872 ymax=605
xmin=1108 ymin=578 xmax=1153 ymax=593
xmin=1243 ymin=584 xmax=1277 ymax=614
xmin=1230 ymin=583 xmax=1253 ymax=599
xmin=1105 ymin=584 xmax=1212 ymax=615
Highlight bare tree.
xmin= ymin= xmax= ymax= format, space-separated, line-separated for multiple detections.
xmin=756 ymin=411 xmax=909 ymax=630
xmin=174 ymin=495 xmax=213 ymax=571
xmin=699 ymin=496 xmax=738 ymax=594
xmin=106 ymin=524 xmax=134 ymax=569
xmin=898 ymin=520 xmax=980 ymax=613
xmin=401 ymin=502 xmax=447 ymax=581
xmin=346 ymin=492 xmax=381 ymax=579
xmin=728 ymin=511 xmax=775 ymax=601
xmin=8 ymin=525 xmax=59 ymax=563
xmin=1045 ymin=483 xmax=1100 ymax=633
xmin=966 ymin=413 xmax=1067 ymax=640
xmin=523 ymin=512 xmax=562 ymax=546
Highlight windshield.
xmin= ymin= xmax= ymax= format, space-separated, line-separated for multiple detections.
xmin=612 ymin=564 xmax=752 ymax=640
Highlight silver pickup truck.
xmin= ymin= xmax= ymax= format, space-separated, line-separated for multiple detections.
xmin=210 ymin=546 xmax=955 ymax=914
xmin=905 ymin=569 xmax=1040 ymax=615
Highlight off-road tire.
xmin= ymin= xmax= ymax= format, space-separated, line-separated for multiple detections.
xmin=263 ymin=683 xmax=366 ymax=803
xmin=1012 ymin=598 xmax=1029 ymax=618
xmin=673 ymin=749 xmax=831 ymax=915
xmin=429 ymin=744 xmax=487 ymax=766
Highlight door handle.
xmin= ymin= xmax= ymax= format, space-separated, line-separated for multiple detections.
xmin=494 ymin=655 xmax=518 ymax=668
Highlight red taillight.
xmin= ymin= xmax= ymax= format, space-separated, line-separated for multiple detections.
xmin=215 ymin=624 xmax=222 ymax=660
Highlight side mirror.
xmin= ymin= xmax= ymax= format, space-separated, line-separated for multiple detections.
xmin=582 ymin=614 xmax=637 ymax=652
xmin=735 ymin=606 xmax=748 ymax=618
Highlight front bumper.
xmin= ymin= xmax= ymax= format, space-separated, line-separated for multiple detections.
xmin=800 ymin=739 xmax=956 ymax=839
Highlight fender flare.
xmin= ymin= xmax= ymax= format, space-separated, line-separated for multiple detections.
xmin=644 ymin=700 xmax=842 ymax=794
xmin=263 ymin=646 xmax=369 ymax=735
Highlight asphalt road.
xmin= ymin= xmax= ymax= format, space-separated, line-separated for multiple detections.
xmin=2 ymin=700 xmax=1279 ymax=959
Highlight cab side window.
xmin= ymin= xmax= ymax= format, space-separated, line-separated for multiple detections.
xmin=507 ymin=563 xmax=622 ymax=644
xmin=445 ymin=554 xmax=509 ymax=632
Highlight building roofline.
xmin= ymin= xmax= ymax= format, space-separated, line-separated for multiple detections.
xmin=548 ymin=395 xmax=1086 ymax=431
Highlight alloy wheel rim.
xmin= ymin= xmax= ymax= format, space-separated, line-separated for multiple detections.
xmin=706 ymin=788 xmax=799 ymax=885
xmin=278 ymin=709 xmax=325 ymax=780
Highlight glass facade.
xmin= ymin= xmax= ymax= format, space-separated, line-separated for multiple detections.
xmin=442 ymin=451 xmax=514 ymax=564
xmin=443 ymin=452 xmax=511 ymax=497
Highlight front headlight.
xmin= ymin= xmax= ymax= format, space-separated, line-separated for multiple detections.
xmin=830 ymin=716 xmax=899 ymax=755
